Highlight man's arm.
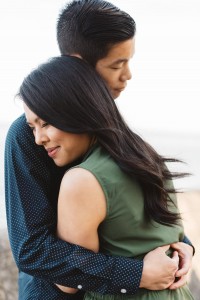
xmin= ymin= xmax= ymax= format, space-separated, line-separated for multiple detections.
xmin=4 ymin=114 xmax=142 ymax=295
xmin=4 ymin=114 xmax=194 ymax=294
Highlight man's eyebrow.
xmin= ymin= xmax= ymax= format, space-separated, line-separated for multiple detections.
xmin=111 ymin=58 xmax=128 ymax=64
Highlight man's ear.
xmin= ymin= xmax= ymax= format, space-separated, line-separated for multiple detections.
xmin=71 ymin=53 xmax=82 ymax=59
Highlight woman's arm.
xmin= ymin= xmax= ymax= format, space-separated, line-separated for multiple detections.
xmin=57 ymin=168 xmax=106 ymax=250
xmin=57 ymin=167 xmax=106 ymax=293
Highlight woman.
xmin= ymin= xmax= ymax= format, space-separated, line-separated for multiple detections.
xmin=20 ymin=56 xmax=194 ymax=299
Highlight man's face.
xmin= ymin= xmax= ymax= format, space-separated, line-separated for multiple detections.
xmin=95 ymin=38 xmax=135 ymax=99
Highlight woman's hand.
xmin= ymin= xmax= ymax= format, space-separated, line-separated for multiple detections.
xmin=169 ymin=242 xmax=193 ymax=289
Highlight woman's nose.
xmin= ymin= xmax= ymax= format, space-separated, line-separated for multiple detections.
xmin=34 ymin=129 xmax=48 ymax=146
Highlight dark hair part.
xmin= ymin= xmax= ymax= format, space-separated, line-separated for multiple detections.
xmin=57 ymin=0 xmax=136 ymax=66
xmin=19 ymin=56 xmax=187 ymax=226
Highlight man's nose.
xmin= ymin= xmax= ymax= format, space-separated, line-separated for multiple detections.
xmin=120 ymin=66 xmax=132 ymax=82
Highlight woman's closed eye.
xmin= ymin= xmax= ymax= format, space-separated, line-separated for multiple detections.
xmin=27 ymin=122 xmax=49 ymax=132
xmin=41 ymin=122 xmax=49 ymax=128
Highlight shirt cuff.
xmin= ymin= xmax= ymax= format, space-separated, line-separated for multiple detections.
xmin=108 ymin=257 xmax=143 ymax=295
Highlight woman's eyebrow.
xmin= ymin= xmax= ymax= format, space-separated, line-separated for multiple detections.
xmin=26 ymin=116 xmax=40 ymax=126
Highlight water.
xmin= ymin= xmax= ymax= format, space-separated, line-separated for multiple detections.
xmin=1 ymin=122 xmax=200 ymax=230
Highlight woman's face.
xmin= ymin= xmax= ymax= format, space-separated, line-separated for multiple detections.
xmin=23 ymin=103 xmax=92 ymax=167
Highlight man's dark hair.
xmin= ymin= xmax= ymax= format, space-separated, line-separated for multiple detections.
xmin=57 ymin=0 xmax=136 ymax=66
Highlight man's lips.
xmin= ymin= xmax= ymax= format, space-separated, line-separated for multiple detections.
xmin=115 ymin=86 xmax=126 ymax=93
xmin=46 ymin=146 xmax=60 ymax=158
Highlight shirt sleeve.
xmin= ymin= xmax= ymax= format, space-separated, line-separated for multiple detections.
xmin=182 ymin=235 xmax=195 ymax=255
xmin=4 ymin=114 xmax=143 ymax=295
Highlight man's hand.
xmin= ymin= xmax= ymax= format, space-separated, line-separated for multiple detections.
xmin=140 ymin=245 xmax=179 ymax=290
xmin=169 ymin=242 xmax=193 ymax=290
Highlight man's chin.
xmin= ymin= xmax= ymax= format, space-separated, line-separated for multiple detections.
xmin=112 ymin=90 xmax=122 ymax=99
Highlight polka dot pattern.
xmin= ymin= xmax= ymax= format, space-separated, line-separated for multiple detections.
xmin=4 ymin=115 xmax=143 ymax=299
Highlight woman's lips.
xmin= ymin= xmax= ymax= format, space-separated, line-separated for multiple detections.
xmin=46 ymin=147 xmax=60 ymax=158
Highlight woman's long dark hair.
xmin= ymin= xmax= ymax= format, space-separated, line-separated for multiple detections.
xmin=19 ymin=56 xmax=187 ymax=226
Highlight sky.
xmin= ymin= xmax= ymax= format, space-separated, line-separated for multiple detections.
xmin=0 ymin=0 xmax=200 ymax=134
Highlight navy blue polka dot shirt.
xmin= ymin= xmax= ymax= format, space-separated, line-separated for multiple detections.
xmin=4 ymin=115 xmax=194 ymax=299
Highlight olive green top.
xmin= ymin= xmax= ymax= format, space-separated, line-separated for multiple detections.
xmin=75 ymin=144 xmax=194 ymax=300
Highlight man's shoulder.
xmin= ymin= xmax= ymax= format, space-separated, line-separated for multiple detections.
xmin=6 ymin=114 xmax=33 ymax=142
xmin=5 ymin=114 xmax=38 ymax=156
xmin=5 ymin=114 xmax=53 ymax=169
xmin=7 ymin=114 xmax=27 ymax=132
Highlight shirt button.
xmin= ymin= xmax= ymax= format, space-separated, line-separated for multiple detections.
xmin=77 ymin=285 xmax=83 ymax=289
xmin=121 ymin=289 xmax=127 ymax=293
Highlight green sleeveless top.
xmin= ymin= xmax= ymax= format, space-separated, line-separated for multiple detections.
xmin=75 ymin=144 xmax=194 ymax=300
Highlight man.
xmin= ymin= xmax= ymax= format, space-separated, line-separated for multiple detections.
xmin=4 ymin=0 xmax=194 ymax=299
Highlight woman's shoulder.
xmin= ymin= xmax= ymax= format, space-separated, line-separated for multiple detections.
xmin=63 ymin=167 xmax=98 ymax=188
xmin=80 ymin=144 xmax=120 ymax=176
xmin=60 ymin=167 xmax=106 ymax=219
xmin=62 ymin=166 xmax=105 ymax=198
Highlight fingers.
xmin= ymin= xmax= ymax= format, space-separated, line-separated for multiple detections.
xmin=140 ymin=245 xmax=178 ymax=290
xmin=159 ymin=244 xmax=170 ymax=253
xmin=171 ymin=250 xmax=179 ymax=266
xmin=170 ymin=242 xmax=192 ymax=277
xmin=175 ymin=261 xmax=189 ymax=277
xmin=169 ymin=275 xmax=187 ymax=290
xmin=171 ymin=242 xmax=193 ymax=259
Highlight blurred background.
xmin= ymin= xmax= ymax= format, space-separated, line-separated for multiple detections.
xmin=0 ymin=0 xmax=199 ymax=299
